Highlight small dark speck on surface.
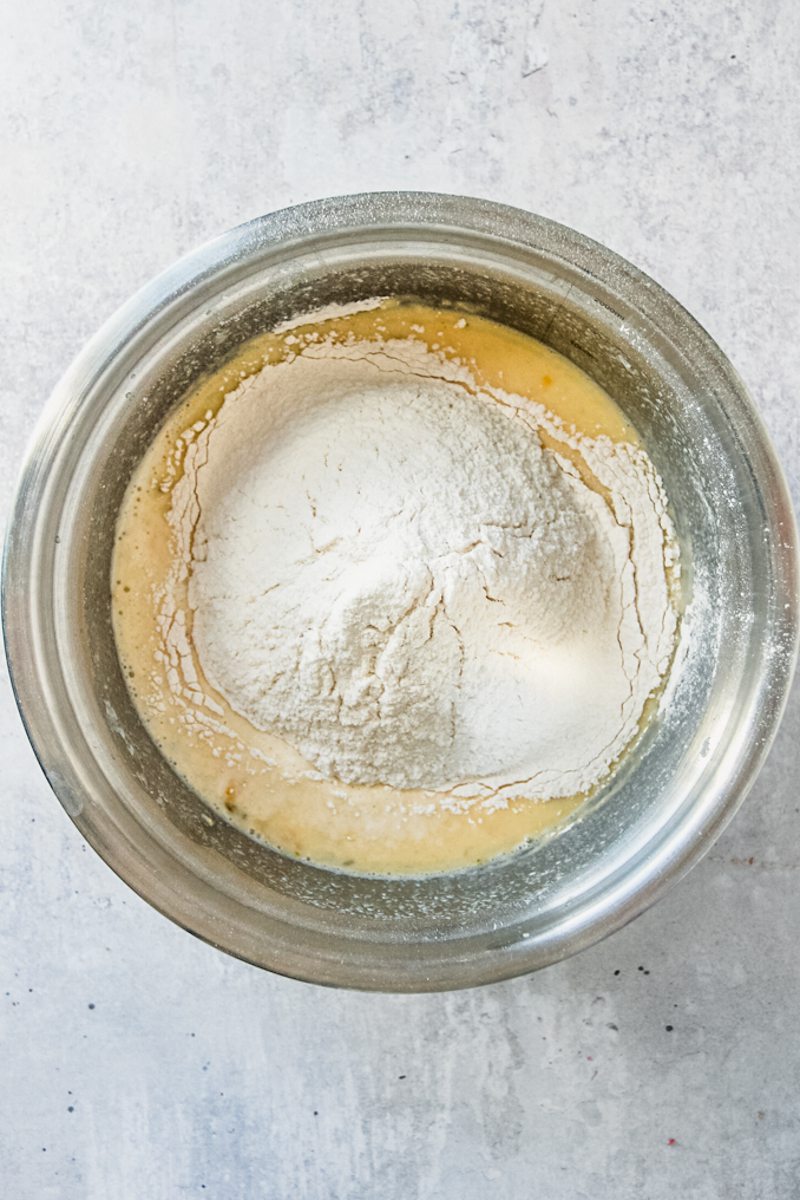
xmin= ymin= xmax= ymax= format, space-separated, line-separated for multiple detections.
xmin=88 ymin=1003 xmax=95 ymax=1010
xmin=667 ymin=1138 xmax=677 ymax=1147
xmin=613 ymin=969 xmax=620 ymax=976
xmin=398 ymin=1074 xmax=406 ymax=1080
xmin=607 ymin=1023 xmax=619 ymax=1031
xmin=666 ymin=1025 xmax=674 ymax=1032
xmin=313 ymin=1110 xmax=319 ymax=1117
xmin=67 ymin=1106 xmax=74 ymax=1113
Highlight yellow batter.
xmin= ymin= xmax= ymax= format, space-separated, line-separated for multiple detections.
xmin=112 ymin=302 xmax=655 ymax=876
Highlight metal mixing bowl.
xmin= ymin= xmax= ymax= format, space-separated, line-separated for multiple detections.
xmin=4 ymin=193 xmax=797 ymax=991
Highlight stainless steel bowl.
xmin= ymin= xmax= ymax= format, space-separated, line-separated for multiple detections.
xmin=4 ymin=193 xmax=797 ymax=991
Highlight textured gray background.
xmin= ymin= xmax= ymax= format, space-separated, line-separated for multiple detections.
xmin=2 ymin=2 xmax=799 ymax=1197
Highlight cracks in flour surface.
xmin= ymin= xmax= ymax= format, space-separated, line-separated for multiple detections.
xmin=150 ymin=411 xmax=263 ymax=769
xmin=481 ymin=582 xmax=504 ymax=605
xmin=441 ymin=598 xmax=467 ymax=744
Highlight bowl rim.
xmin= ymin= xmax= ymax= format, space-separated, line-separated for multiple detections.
xmin=3 ymin=190 xmax=798 ymax=991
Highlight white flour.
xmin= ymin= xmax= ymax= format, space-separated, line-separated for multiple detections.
xmin=170 ymin=337 xmax=677 ymax=805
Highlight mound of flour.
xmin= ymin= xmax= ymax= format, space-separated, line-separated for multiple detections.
xmin=175 ymin=339 xmax=676 ymax=802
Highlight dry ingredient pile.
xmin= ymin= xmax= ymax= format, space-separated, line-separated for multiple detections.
xmin=113 ymin=302 xmax=679 ymax=875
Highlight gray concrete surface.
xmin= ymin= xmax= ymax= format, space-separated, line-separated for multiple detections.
xmin=2 ymin=2 xmax=799 ymax=1196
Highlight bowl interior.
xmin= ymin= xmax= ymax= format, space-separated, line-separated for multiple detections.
xmin=6 ymin=196 xmax=797 ymax=988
